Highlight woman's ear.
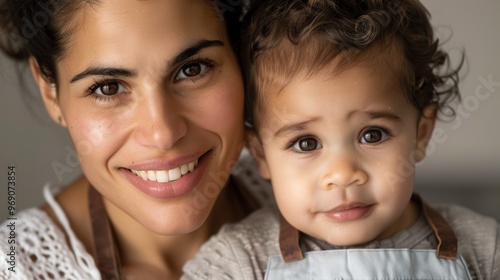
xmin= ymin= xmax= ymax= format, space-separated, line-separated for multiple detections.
xmin=29 ymin=57 xmax=66 ymax=127
xmin=415 ymin=103 xmax=438 ymax=162
xmin=246 ymin=128 xmax=271 ymax=179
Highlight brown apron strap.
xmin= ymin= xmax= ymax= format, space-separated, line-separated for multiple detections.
xmin=88 ymin=185 xmax=123 ymax=280
xmin=279 ymin=213 xmax=304 ymax=263
xmin=413 ymin=194 xmax=458 ymax=260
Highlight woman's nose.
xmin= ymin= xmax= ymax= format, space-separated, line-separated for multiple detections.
xmin=321 ymin=153 xmax=368 ymax=190
xmin=133 ymin=91 xmax=188 ymax=150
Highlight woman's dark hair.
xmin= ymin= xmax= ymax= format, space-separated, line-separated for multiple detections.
xmin=242 ymin=0 xmax=463 ymax=127
xmin=0 ymin=0 xmax=243 ymax=84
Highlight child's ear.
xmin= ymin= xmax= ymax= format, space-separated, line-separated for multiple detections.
xmin=29 ymin=57 xmax=66 ymax=127
xmin=415 ymin=103 xmax=438 ymax=162
xmin=246 ymin=128 xmax=271 ymax=179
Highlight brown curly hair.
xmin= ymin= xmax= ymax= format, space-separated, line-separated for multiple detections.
xmin=242 ymin=0 xmax=463 ymax=128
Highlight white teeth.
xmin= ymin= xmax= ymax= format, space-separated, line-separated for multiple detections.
xmin=147 ymin=170 xmax=156 ymax=181
xmin=180 ymin=164 xmax=188 ymax=175
xmin=130 ymin=158 xmax=199 ymax=183
xmin=140 ymin=171 xmax=148 ymax=180
xmin=169 ymin=167 xmax=181 ymax=181
xmin=156 ymin=171 xmax=169 ymax=183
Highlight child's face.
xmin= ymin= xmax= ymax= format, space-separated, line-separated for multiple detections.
xmin=250 ymin=61 xmax=436 ymax=246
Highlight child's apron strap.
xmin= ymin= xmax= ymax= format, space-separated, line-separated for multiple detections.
xmin=279 ymin=213 xmax=304 ymax=263
xmin=414 ymin=194 xmax=458 ymax=259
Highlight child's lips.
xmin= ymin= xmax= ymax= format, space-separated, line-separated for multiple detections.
xmin=323 ymin=202 xmax=373 ymax=222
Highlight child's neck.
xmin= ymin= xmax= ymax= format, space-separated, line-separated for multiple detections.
xmin=376 ymin=200 xmax=421 ymax=241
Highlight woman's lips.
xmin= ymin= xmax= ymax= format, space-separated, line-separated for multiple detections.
xmin=121 ymin=151 xmax=211 ymax=199
xmin=323 ymin=202 xmax=373 ymax=222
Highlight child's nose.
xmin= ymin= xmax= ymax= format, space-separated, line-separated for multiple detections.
xmin=321 ymin=153 xmax=368 ymax=190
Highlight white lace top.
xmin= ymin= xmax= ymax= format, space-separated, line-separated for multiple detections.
xmin=0 ymin=184 xmax=101 ymax=280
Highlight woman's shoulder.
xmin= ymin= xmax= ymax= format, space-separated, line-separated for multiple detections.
xmin=0 ymin=181 xmax=100 ymax=280
xmin=41 ymin=176 xmax=95 ymax=255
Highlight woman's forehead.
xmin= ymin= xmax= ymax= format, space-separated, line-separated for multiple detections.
xmin=72 ymin=0 xmax=222 ymax=44
xmin=58 ymin=0 xmax=227 ymax=80
xmin=63 ymin=0 xmax=221 ymax=51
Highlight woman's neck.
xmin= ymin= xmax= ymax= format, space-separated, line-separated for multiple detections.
xmin=104 ymin=183 xmax=241 ymax=278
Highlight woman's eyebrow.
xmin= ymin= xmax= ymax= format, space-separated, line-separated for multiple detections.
xmin=169 ymin=39 xmax=224 ymax=67
xmin=69 ymin=39 xmax=224 ymax=83
xmin=70 ymin=68 xmax=137 ymax=83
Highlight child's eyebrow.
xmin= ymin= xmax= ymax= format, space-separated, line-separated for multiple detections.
xmin=273 ymin=118 xmax=319 ymax=138
xmin=273 ymin=111 xmax=400 ymax=138
xmin=362 ymin=110 xmax=402 ymax=122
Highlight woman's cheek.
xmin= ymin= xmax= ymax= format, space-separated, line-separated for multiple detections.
xmin=67 ymin=113 xmax=117 ymax=166
xmin=195 ymin=81 xmax=244 ymax=143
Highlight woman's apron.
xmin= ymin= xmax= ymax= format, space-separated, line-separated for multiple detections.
xmin=265 ymin=195 xmax=472 ymax=280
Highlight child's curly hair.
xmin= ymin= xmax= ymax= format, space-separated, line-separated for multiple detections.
xmin=242 ymin=0 xmax=462 ymax=128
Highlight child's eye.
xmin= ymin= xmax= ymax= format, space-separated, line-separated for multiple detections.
xmin=359 ymin=127 xmax=389 ymax=144
xmin=291 ymin=137 xmax=322 ymax=152
xmin=90 ymin=80 xmax=127 ymax=96
xmin=174 ymin=59 xmax=214 ymax=82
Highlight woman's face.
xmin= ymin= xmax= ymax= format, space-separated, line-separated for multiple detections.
xmin=46 ymin=0 xmax=244 ymax=234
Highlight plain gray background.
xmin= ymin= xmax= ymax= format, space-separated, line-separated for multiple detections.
xmin=1 ymin=1 xmax=499 ymax=223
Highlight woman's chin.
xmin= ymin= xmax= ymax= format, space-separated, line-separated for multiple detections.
xmin=140 ymin=203 xmax=214 ymax=237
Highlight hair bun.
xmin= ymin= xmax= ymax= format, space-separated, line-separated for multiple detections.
xmin=0 ymin=1 xmax=30 ymax=61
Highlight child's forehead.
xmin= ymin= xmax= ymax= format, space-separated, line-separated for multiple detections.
xmin=264 ymin=36 xmax=403 ymax=76
xmin=256 ymin=37 xmax=408 ymax=96
xmin=253 ymin=62 xmax=414 ymax=135
xmin=255 ymin=39 xmax=411 ymax=127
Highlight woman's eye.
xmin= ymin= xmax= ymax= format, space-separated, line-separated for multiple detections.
xmin=292 ymin=137 xmax=322 ymax=152
xmin=175 ymin=62 xmax=209 ymax=81
xmin=359 ymin=128 xmax=389 ymax=144
xmin=92 ymin=81 xmax=126 ymax=96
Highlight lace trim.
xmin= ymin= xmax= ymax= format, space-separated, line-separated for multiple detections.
xmin=43 ymin=184 xmax=101 ymax=279
xmin=0 ymin=184 xmax=100 ymax=280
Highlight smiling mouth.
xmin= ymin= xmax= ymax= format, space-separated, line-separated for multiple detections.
xmin=129 ymin=158 xmax=199 ymax=183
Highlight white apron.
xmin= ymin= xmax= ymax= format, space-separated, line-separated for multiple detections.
xmin=265 ymin=195 xmax=473 ymax=280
